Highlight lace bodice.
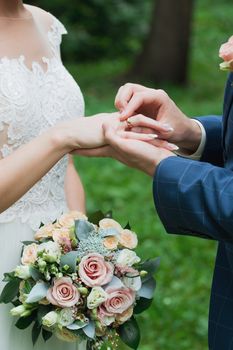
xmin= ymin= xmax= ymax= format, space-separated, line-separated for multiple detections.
xmin=0 ymin=14 xmax=85 ymax=230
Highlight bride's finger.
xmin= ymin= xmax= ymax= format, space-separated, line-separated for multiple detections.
xmin=120 ymin=131 xmax=179 ymax=151
xmin=127 ymin=114 xmax=174 ymax=134
xmin=147 ymin=139 xmax=179 ymax=151
xmin=120 ymin=131 xmax=158 ymax=141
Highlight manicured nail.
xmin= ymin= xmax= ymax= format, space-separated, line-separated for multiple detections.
xmin=167 ymin=143 xmax=179 ymax=151
xmin=162 ymin=124 xmax=174 ymax=132
xmin=147 ymin=134 xmax=158 ymax=139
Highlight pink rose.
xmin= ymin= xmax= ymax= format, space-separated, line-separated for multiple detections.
xmin=47 ymin=277 xmax=80 ymax=308
xmin=219 ymin=35 xmax=233 ymax=71
xmin=79 ymin=253 xmax=114 ymax=287
xmin=103 ymin=287 xmax=135 ymax=314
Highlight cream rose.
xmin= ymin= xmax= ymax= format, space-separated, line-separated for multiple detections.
xmin=79 ymin=253 xmax=114 ymax=287
xmin=47 ymin=277 xmax=80 ymax=308
xmin=42 ymin=311 xmax=58 ymax=328
xmin=119 ymin=229 xmax=138 ymax=249
xmin=21 ymin=243 xmax=38 ymax=265
xmin=116 ymin=306 xmax=134 ymax=325
xmin=219 ymin=35 xmax=233 ymax=71
xmin=34 ymin=224 xmax=55 ymax=241
xmin=55 ymin=328 xmax=79 ymax=343
xmin=99 ymin=218 xmax=122 ymax=232
xmin=58 ymin=211 xmax=87 ymax=228
xmin=103 ymin=236 xmax=119 ymax=250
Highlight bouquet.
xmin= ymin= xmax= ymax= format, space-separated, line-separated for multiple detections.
xmin=0 ymin=211 xmax=159 ymax=349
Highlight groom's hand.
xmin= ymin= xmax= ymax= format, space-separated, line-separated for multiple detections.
xmin=115 ymin=83 xmax=202 ymax=155
xmin=74 ymin=123 xmax=175 ymax=176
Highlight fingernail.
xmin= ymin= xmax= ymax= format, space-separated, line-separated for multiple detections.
xmin=167 ymin=143 xmax=179 ymax=151
xmin=147 ymin=134 xmax=158 ymax=139
xmin=162 ymin=124 xmax=174 ymax=132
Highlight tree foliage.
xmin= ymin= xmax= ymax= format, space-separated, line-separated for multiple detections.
xmin=29 ymin=0 xmax=152 ymax=62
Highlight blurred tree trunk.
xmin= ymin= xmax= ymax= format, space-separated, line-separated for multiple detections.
xmin=130 ymin=0 xmax=194 ymax=84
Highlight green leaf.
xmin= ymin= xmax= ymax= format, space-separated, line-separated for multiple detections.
xmin=23 ymin=279 xmax=34 ymax=294
xmin=134 ymin=297 xmax=153 ymax=314
xmin=118 ymin=317 xmax=140 ymax=349
xmin=42 ymin=328 xmax=53 ymax=342
xmin=26 ymin=281 xmax=49 ymax=303
xmin=37 ymin=305 xmax=52 ymax=325
xmin=3 ymin=271 xmax=16 ymax=282
xmin=75 ymin=219 xmax=95 ymax=241
xmin=29 ymin=266 xmax=44 ymax=282
xmin=15 ymin=312 xmax=36 ymax=330
xmin=137 ymin=277 xmax=156 ymax=299
xmin=124 ymin=222 xmax=131 ymax=230
xmin=32 ymin=321 xmax=42 ymax=346
xmin=0 ymin=278 xmax=20 ymax=304
xmin=88 ymin=210 xmax=105 ymax=224
xmin=67 ymin=319 xmax=88 ymax=330
xmin=21 ymin=241 xmax=38 ymax=246
xmin=60 ymin=251 xmax=79 ymax=273
xmin=140 ymin=257 xmax=160 ymax=281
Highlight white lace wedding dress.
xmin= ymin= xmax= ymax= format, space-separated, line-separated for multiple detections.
xmin=0 ymin=9 xmax=86 ymax=350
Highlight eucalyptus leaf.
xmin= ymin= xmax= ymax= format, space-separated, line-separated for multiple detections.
xmin=118 ymin=317 xmax=140 ymax=349
xmin=75 ymin=220 xmax=95 ymax=241
xmin=104 ymin=276 xmax=124 ymax=289
xmin=134 ymin=297 xmax=153 ymax=314
xmin=32 ymin=321 xmax=42 ymax=346
xmin=60 ymin=251 xmax=79 ymax=273
xmin=29 ymin=266 xmax=44 ymax=282
xmin=99 ymin=228 xmax=119 ymax=237
xmin=83 ymin=320 xmax=95 ymax=339
xmin=137 ymin=278 xmax=156 ymax=299
xmin=67 ymin=320 xmax=88 ymax=330
xmin=0 ymin=278 xmax=20 ymax=304
xmin=26 ymin=281 xmax=49 ymax=303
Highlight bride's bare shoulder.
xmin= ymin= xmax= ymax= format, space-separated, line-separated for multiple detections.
xmin=25 ymin=4 xmax=55 ymax=27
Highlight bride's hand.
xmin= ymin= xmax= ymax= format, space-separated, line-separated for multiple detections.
xmin=53 ymin=112 xmax=178 ymax=152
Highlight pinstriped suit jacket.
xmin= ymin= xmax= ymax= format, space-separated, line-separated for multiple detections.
xmin=153 ymin=73 xmax=233 ymax=349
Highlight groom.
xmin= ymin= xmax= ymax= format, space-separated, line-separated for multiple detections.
xmin=77 ymin=72 xmax=233 ymax=349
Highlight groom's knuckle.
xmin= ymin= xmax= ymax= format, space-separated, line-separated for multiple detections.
xmin=157 ymin=89 xmax=168 ymax=101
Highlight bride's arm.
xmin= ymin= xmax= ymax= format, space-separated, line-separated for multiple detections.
xmin=64 ymin=156 xmax=86 ymax=213
xmin=0 ymin=113 xmax=119 ymax=213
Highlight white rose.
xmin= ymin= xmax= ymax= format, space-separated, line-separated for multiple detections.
xmin=123 ymin=275 xmax=142 ymax=291
xmin=58 ymin=308 xmax=75 ymax=327
xmin=15 ymin=265 xmax=31 ymax=280
xmin=87 ymin=287 xmax=108 ymax=309
xmin=42 ymin=311 xmax=58 ymax=328
xmin=117 ymin=249 xmax=141 ymax=267
xmin=38 ymin=241 xmax=61 ymax=263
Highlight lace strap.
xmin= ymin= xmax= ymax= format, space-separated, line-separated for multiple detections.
xmin=47 ymin=14 xmax=68 ymax=57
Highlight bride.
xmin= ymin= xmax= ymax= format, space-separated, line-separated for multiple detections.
xmin=0 ymin=1 xmax=164 ymax=349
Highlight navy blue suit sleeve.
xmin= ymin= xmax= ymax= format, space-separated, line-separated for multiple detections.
xmin=195 ymin=115 xmax=223 ymax=166
xmin=153 ymin=156 xmax=233 ymax=242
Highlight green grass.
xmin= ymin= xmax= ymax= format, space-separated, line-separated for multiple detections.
xmin=65 ymin=0 xmax=232 ymax=349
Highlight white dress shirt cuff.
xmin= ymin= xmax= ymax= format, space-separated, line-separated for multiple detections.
xmin=176 ymin=119 xmax=206 ymax=160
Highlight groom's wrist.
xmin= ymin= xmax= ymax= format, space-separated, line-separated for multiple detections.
xmin=177 ymin=119 xmax=202 ymax=156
